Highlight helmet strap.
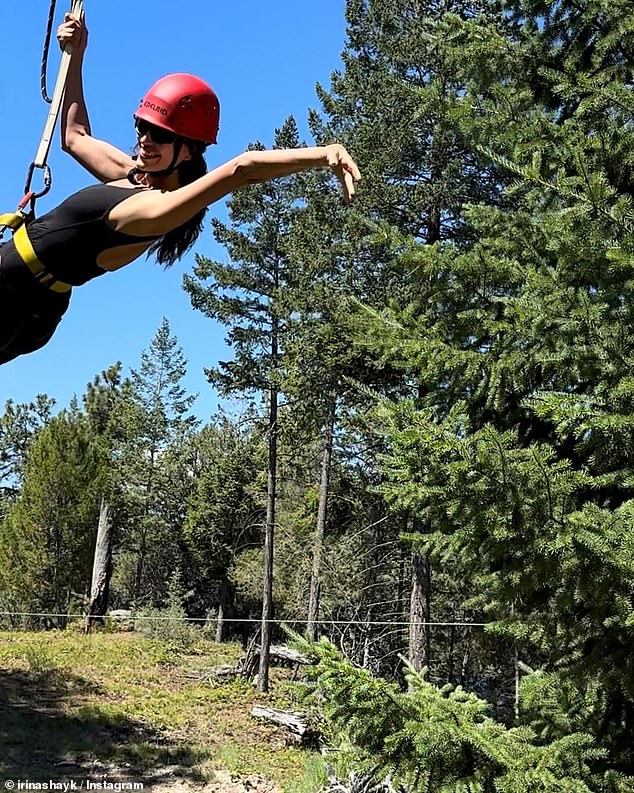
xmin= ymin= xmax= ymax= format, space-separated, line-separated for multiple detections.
xmin=127 ymin=138 xmax=185 ymax=183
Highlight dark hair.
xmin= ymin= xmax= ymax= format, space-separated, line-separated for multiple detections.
xmin=148 ymin=140 xmax=208 ymax=267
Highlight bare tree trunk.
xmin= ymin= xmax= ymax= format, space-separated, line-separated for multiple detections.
xmin=85 ymin=496 xmax=114 ymax=633
xmin=215 ymin=579 xmax=228 ymax=643
xmin=410 ymin=381 xmax=433 ymax=674
xmin=251 ymin=706 xmax=316 ymax=744
xmin=512 ymin=602 xmax=520 ymax=721
xmin=307 ymin=401 xmax=335 ymax=641
xmin=258 ymin=325 xmax=278 ymax=693
xmin=133 ymin=531 xmax=146 ymax=602
xmin=362 ymin=608 xmax=372 ymax=669
xmin=447 ymin=620 xmax=456 ymax=683
xmin=409 ymin=551 xmax=431 ymax=672
xmin=461 ymin=635 xmax=471 ymax=685
xmin=134 ymin=449 xmax=156 ymax=602
xmin=514 ymin=640 xmax=520 ymax=722
xmin=397 ymin=524 xmax=408 ymax=651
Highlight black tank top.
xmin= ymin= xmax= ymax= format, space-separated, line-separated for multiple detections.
xmin=24 ymin=183 xmax=161 ymax=286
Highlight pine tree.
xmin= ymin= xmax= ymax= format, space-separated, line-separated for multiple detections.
xmin=282 ymin=175 xmax=407 ymax=645
xmin=182 ymin=412 xmax=265 ymax=637
xmin=302 ymin=0 xmax=523 ymax=670
xmin=313 ymin=0 xmax=507 ymax=243
xmin=353 ymin=0 xmax=634 ymax=777
xmin=184 ymin=117 xmax=309 ymax=690
xmin=113 ymin=318 xmax=198 ymax=606
xmin=298 ymin=636 xmax=629 ymax=792
xmin=0 ymin=396 xmax=55 ymax=510
xmin=0 ymin=407 xmax=109 ymax=623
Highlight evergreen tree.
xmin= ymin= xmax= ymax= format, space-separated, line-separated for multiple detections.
xmin=112 ymin=318 xmax=198 ymax=606
xmin=313 ymin=0 xmax=507 ymax=243
xmin=182 ymin=412 xmax=265 ymax=636
xmin=0 ymin=396 xmax=55 ymax=510
xmin=0 ymin=407 xmax=109 ymax=623
xmin=184 ymin=117 xmax=309 ymax=690
xmin=353 ymin=0 xmax=634 ymax=777
xmin=299 ymin=637 xmax=630 ymax=792
xmin=283 ymin=175 xmax=407 ymax=645
xmin=302 ymin=0 xmax=522 ymax=669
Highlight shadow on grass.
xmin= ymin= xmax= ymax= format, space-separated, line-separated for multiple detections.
xmin=0 ymin=668 xmax=209 ymax=783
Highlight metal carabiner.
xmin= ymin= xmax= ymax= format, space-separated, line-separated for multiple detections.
xmin=23 ymin=161 xmax=52 ymax=201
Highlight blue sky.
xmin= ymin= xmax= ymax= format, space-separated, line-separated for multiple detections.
xmin=0 ymin=0 xmax=347 ymax=420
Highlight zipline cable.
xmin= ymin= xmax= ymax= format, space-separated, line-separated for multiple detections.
xmin=0 ymin=612 xmax=488 ymax=628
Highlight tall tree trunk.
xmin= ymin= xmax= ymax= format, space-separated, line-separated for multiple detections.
xmin=258 ymin=323 xmax=278 ymax=693
xmin=85 ymin=496 xmax=114 ymax=633
xmin=409 ymin=550 xmax=431 ymax=672
xmin=363 ymin=611 xmax=372 ymax=670
xmin=409 ymin=384 xmax=433 ymax=673
xmin=307 ymin=400 xmax=336 ymax=641
xmin=397 ymin=523 xmax=409 ymax=650
xmin=512 ymin=602 xmax=520 ymax=721
xmin=134 ymin=527 xmax=146 ymax=603
xmin=448 ymin=621 xmax=456 ymax=683
xmin=134 ymin=449 xmax=156 ymax=602
xmin=216 ymin=578 xmax=228 ymax=643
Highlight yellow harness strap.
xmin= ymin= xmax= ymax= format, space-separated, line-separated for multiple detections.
xmin=13 ymin=224 xmax=71 ymax=294
xmin=0 ymin=211 xmax=28 ymax=231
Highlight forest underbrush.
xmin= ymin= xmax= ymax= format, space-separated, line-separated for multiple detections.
xmin=0 ymin=630 xmax=326 ymax=793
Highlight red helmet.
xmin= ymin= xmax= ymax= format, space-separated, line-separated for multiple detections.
xmin=135 ymin=73 xmax=220 ymax=144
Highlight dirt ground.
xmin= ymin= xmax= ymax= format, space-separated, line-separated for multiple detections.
xmin=24 ymin=762 xmax=281 ymax=792
xmin=144 ymin=769 xmax=279 ymax=791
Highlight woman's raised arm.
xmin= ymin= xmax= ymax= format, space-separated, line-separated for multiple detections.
xmin=57 ymin=12 xmax=134 ymax=182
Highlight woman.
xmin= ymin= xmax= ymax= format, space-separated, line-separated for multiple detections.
xmin=0 ymin=13 xmax=360 ymax=365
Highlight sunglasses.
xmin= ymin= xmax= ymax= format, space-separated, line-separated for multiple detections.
xmin=134 ymin=118 xmax=178 ymax=145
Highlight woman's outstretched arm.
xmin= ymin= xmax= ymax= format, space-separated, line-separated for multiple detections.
xmin=108 ymin=144 xmax=361 ymax=236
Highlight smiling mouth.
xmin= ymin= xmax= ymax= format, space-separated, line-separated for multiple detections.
xmin=138 ymin=158 xmax=164 ymax=171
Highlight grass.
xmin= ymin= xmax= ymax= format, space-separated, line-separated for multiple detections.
xmin=0 ymin=630 xmax=326 ymax=791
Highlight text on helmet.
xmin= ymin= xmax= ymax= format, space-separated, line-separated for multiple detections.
xmin=143 ymin=101 xmax=168 ymax=116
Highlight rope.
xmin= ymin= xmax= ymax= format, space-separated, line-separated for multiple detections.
xmin=40 ymin=0 xmax=58 ymax=104
xmin=33 ymin=0 xmax=84 ymax=170
xmin=0 ymin=0 xmax=83 ymax=238
xmin=0 ymin=612 xmax=488 ymax=628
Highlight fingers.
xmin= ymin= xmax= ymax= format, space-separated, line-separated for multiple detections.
xmin=58 ymin=20 xmax=78 ymax=40
xmin=342 ymin=173 xmax=356 ymax=203
xmin=338 ymin=148 xmax=362 ymax=183
xmin=61 ymin=13 xmax=79 ymax=32
xmin=57 ymin=12 xmax=87 ymax=51
xmin=328 ymin=145 xmax=361 ymax=203
xmin=60 ymin=12 xmax=83 ymax=31
xmin=348 ymin=159 xmax=362 ymax=182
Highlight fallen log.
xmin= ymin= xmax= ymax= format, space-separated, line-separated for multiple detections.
xmin=269 ymin=644 xmax=308 ymax=665
xmin=238 ymin=643 xmax=309 ymax=681
xmin=251 ymin=706 xmax=318 ymax=746
xmin=176 ymin=664 xmax=238 ymax=682
xmin=251 ymin=644 xmax=308 ymax=666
